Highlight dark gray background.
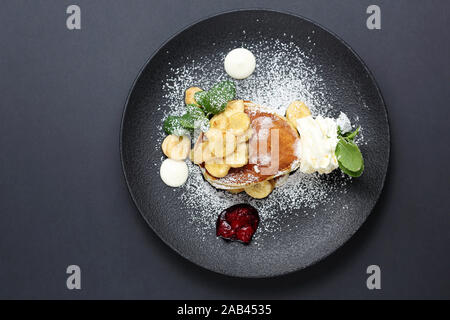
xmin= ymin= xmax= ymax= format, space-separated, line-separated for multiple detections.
xmin=0 ymin=0 xmax=449 ymax=299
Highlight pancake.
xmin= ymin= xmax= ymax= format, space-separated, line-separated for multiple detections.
xmin=199 ymin=102 xmax=301 ymax=190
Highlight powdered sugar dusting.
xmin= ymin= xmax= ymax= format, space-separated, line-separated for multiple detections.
xmin=157 ymin=37 xmax=355 ymax=241
xmin=182 ymin=162 xmax=349 ymax=242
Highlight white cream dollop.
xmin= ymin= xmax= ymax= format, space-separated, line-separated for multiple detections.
xmin=160 ymin=158 xmax=188 ymax=187
xmin=224 ymin=48 xmax=256 ymax=79
xmin=296 ymin=115 xmax=339 ymax=174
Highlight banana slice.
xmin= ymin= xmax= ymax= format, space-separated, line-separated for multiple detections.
xmin=205 ymin=128 xmax=222 ymax=141
xmin=202 ymin=142 xmax=216 ymax=163
xmin=228 ymin=112 xmax=250 ymax=136
xmin=162 ymin=135 xmax=191 ymax=161
xmin=205 ymin=163 xmax=230 ymax=178
xmin=272 ymin=174 xmax=289 ymax=187
xmin=225 ymin=142 xmax=248 ymax=168
xmin=286 ymin=101 xmax=311 ymax=129
xmin=185 ymin=87 xmax=203 ymax=105
xmin=228 ymin=188 xmax=244 ymax=194
xmin=224 ymin=100 xmax=245 ymax=117
xmin=236 ymin=128 xmax=253 ymax=143
xmin=210 ymin=113 xmax=229 ymax=130
xmin=244 ymin=180 xmax=274 ymax=199
xmin=206 ymin=129 xmax=236 ymax=158
xmin=190 ymin=141 xmax=214 ymax=164
xmin=190 ymin=141 xmax=204 ymax=164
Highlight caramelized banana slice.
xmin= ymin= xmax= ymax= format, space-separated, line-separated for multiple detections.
xmin=190 ymin=141 xmax=204 ymax=164
xmin=228 ymin=188 xmax=244 ymax=194
xmin=210 ymin=113 xmax=229 ymax=130
xmin=205 ymin=128 xmax=222 ymax=141
xmin=202 ymin=142 xmax=216 ymax=163
xmin=225 ymin=142 xmax=248 ymax=168
xmin=191 ymin=141 xmax=214 ymax=164
xmin=286 ymin=101 xmax=311 ymax=129
xmin=236 ymin=128 xmax=253 ymax=143
xmin=224 ymin=100 xmax=245 ymax=117
xmin=206 ymin=129 xmax=236 ymax=158
xmin=228 ymin=112 xmax=250 ymax=136
xmin=205 ymin=163 xmax=230 ymax=178
xmin=185 ymin=87 xmax=203 ymax=105
xmin=244 ymin=180 xmax=274 ymax=199
xmin=162 ymin=135 xmax=191 ymax=161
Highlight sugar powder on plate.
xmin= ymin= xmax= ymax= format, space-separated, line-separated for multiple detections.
xmin=155 ymin=37 xmax=357 ymax=241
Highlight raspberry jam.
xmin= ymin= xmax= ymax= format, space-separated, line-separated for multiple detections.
xmin=216 ymin=204 xmax=259 ymax=244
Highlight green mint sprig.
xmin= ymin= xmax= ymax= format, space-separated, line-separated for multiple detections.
xmin=335 ymin=126 xmax=364 ymax=177
xmin=163 ymin=80 xmax=236 ymax=136
xmin=163 ymin=116 xmax=190 ymax=136
xmin=194 ymin=80 xmax=236 ymax=116
xmin=163 ymin=104 xmax=209 ymax=135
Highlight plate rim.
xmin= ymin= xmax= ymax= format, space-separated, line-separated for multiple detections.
xmin=119 ymin=8 xmax=391 ymax=278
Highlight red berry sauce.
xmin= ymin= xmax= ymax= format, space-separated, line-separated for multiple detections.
xmin=216 ymin=204 xmax=259 ymax=244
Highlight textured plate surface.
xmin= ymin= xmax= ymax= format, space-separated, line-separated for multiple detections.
xmin=120 ymin=9 xmax=390 ymax=277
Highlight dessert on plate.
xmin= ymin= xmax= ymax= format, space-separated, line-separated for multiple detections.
xmin=193 ymin=100 xmax=302 ymax=199
xmin=158 ymin=48 xmax=365 ymax=244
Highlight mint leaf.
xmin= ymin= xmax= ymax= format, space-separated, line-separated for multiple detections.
xmin=198 ymin=81 xmax=236 ymax=115
xmin=340 ymin=126 xmax=360 ymax=141
xmin=162 ymin=81 xmax=235 ymax=135
xmin=163 ymin=116 xmax=189 ymax=136
xmin=185 ymin=104 xmax=205 ymax=118
xmin=194 ymin=91 xmax=208 ymax=107
xmin=163 ymin=105 xmax=209 ymax=135
xmin=185 ymin=104 xmax=209 ymax=131
xmin=339 ymin=159 xmax=364 ymax=177
xmin=179 ymin=113 xmax=195 ymax=129
xmin=336 ymin=138 xmax=363 ymax=172
xmin=207 ymin=80 xmax=236 ymax=114
xmin=336 ymin=126 xmax=364 ymax=177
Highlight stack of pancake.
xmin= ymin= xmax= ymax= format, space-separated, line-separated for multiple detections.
xmin=191 ymin=100 xmax=301 ymax=199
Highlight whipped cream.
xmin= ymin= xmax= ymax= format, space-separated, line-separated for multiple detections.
xmin=224 ymin=48 xmax=256 ymax=80
xmin=296 ymin=115 xmax=339 ymax=174
xmin=160 ymin=159 xmax=188 ymax=187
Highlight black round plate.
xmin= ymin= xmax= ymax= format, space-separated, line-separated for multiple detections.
xmin=120 ymin=10 xmax=390 ymax=278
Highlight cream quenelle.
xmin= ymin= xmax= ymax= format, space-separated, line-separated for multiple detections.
xmin=296 ymin=115 xmax=339 ymax=174
xmin=224 ymin=48 xmax=256 ymax=79
xmin=160 ymin=158 xmax=188 ymax=187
